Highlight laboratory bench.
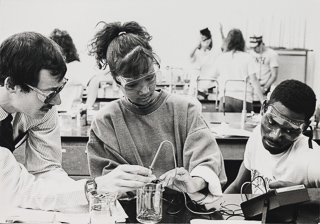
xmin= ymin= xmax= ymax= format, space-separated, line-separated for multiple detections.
xmin=6 ymin=188 xmax=320 ymax=223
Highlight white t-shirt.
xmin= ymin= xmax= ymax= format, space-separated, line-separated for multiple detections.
xmin=244 ymin=124 xmax=320 ymax=194
xmin=250 ymin=48 xmax=279 ymax=86
xmin=212 ymin=51 xmax=256 ymax=102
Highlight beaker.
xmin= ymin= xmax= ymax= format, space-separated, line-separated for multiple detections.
xmin=136 ymin=182 xmax=164 ymax=224
xmin=89 ymin=192 xmax=117 ymax=224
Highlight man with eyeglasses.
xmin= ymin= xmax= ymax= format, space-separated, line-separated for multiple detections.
xmin=0 ymin=32 xmax=152 ymax=213
xmin=225 ymin=79 xmax=320 ymax=194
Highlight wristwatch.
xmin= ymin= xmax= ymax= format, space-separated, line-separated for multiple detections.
xmin=85 ymin=178 xmax=97 ymax=199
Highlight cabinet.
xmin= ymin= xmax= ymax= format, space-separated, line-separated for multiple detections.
xmin=273 ymin=49 xmax=309 ymax=86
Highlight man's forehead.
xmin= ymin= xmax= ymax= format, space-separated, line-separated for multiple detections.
xmin=272 ymin=101 xmax=306 ymax=121
xmin=266 ymin=105 xmax=305 ymax=130
xmin=270 ymin=115 xmax=296 ymax=129
xmin=37 ymin=69 xmax=62 ymax=89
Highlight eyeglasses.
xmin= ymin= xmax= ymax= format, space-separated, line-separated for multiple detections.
xmin=25 ymin=78 xmax=68 ymax=104
xmin=263 ymin=104 xmax=306 ymax=141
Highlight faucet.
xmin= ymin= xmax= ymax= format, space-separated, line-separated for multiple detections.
xmin=223 ymin=77 xmax=249 ymax=129
xmin=167 ymin=66 xmax=185 ymax=93
xmin=196 ymin=77 xmax=219 ymax=110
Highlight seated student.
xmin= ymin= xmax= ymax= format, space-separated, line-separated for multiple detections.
xmin=87 ymin=21 xmax=227 ymax=204
xmin=0 ymin=31 xmax=152 ymax=211
xmin=225 ymin=80 xmax=320 ymax=194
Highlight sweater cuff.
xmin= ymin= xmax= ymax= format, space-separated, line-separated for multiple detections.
xmin=188 ymin=166 xmax=223 ymax=204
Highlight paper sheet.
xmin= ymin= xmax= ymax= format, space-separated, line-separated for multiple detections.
xmin=210 ymin=123 xmax=252 ymax=137
xmin=191 ymin=219 xmax=261 ymax=224
xmin=55 ymin=201 xmax=128 ymax=224
xmin=5 ymin=200 xmax=128 ymax=224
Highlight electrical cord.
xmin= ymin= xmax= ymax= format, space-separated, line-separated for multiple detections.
xmin=241 ymin=175 xmax=268 ymax=202
xmin=147 ymin=140 xmax=245 ymax=219
xmin=240 ymin=181 xmax=251 ymax=201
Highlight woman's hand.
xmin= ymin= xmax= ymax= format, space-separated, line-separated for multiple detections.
xmin=159 ymin=167 xmax=206 ymax=194
xmin=95 ymin=165 xmax=152 ymax=197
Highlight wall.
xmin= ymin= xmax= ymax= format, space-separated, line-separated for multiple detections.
xmin=0 ymin=0 xmax=319 ymax=100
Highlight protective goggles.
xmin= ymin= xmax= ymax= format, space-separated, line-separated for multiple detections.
xmin=115 ymin=63 xmax=161 ymax=89
xmin=265 ymin=105 xmax=306 ymax=131
xmin=25 ymin=77 xmax=68 ymax=104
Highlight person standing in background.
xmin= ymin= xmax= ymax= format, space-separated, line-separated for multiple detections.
xmin=189 ymin=27 xmax=221 ymax=100
xmin=211 ymin=29 xmax=264 ymax=113
xmin=249 ymin=36 xmax=279 ymax=96
xmin=49 ymin=29 xmax=89 ymax=112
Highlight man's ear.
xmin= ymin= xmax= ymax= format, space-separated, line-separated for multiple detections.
xmin=260 ymin=100 xmax=268 ymax=115
xmin=4 ymin=77 xmax=17 ymax=92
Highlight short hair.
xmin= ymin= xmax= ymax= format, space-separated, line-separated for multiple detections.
xmin=0 ymin=32 xmax=67 ymax=91
xmin=269 ymin=79 xmax=316 ymax=121
xmin=88 ymin=21 xmax=156 ymax=81
xmin=200 ymin=28 xmax=213 ymax=49
xmin=49 ymin=28 xmax=80 ymax=63
xmin=200 ymin=28 xmax=211 ymax=39
xmin=225 ymin=29 xmax=246 ymax=52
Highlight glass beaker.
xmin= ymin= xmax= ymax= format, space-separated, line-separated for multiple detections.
xmin=89 ymin=192 xmax=117 ymax=224
xmin=136 ymin=182 xmax=164 ymax=224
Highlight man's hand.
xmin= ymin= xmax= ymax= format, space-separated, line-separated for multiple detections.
xmin=95 ymin=165 xmax=152 ymax=197
xmin=269 ymin=180 xmax=296 ymax=189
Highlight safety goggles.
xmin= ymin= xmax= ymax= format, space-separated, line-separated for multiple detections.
xmin=25 ymin=77 xmax=68 ymax=104
xmin=264 ymin=105 xmax=306 ymax=141
xmin=265 ymin=105 xmax=306 ymax=131
xmin=115 ymin=63 xmax=161 ymax=90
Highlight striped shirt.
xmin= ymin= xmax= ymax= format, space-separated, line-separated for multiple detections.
xmin=0 ymin=106 xmax=88 ymax=210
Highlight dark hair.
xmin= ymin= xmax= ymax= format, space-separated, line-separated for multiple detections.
xmin=269 ymin=79 xmax=316 ymax=121
xmin=225 ymin=29 xmax=245 ymax=52
xmin=200 ymin=28 xmax=212 ymax=49
xmin=49 ymin=29 xmax=80 ymax=63
xmin=0 ymin=32 xmax=67 ymax=91
xmin=88 ymin=21 xmax=155 ymax=81
xmin=200 ymin=28 xmax=211 ymax=38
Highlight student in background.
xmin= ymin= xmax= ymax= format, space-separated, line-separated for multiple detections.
xmin=85 ymin=68 xmax=113 ymax=108
xmin=225 ymin=80 xmax=320 ymax=194
xmin=49 ymin=28 xmax=89 ymax=112
xmin=189 ymin=27 xmax=221 ymax=100
xmin=0 ymin=31 xmax=152 ymax=212
xmin=211 ymin=28 xmax=264 ymax=112
xmin=249 ymin=35 xmax=279 ymax=96
xmin=87 ymin=21 xmax=227 ymax=204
